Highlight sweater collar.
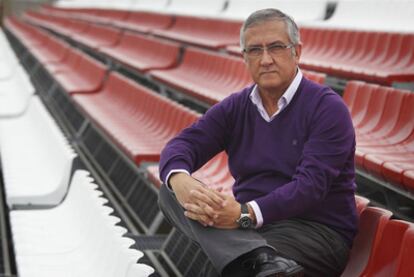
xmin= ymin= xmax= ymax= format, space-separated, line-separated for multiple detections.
xmin=249 ymin=69 xmax=303 ymax=122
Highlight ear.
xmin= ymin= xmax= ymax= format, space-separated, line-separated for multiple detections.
xmin=294 ymin=43 xmax=302 ymax=61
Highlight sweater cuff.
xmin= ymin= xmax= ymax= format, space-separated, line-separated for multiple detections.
xmin=248 ymin=200 xmax=263 ymax=228
xmin=165 ymin=169 xmax=190 ymax=190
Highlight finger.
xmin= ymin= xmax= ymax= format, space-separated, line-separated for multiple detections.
xmin=190 ymin=189 xmax=224 ymax=209
xmin=184 ymin=211 xmax=213 ymax=226
xmin=184 ymin=203 xmax=208 ymax=216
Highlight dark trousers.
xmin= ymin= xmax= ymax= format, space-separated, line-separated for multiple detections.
xmin=158 ymin=184 xmax=350 ymax=277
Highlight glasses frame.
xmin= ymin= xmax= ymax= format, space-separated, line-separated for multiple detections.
xmin=243 ymin=43 xmax=295 ymax=58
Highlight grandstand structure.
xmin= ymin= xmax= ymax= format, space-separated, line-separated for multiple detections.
xmin=0 ymin=0 xmax=413 ymax=276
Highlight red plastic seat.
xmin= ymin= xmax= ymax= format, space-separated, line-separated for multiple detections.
xmin=146 ymin=152 xmax=234 ymax=195
xmin=394 ymin=227 xmax=414 ymax=277
xmin=99 ymin=32 xmax=180 ymax=73
xmin=71 ymin=24 xmax=121 ymax=50
xmin=113 ymin=11 xmax=173 ymax=33
xmin=300 ymin=28 xmax=414 ymax=85
xmin=403 ymin=170 xmax=414 ymax=191
xmin=361 ymin=220 xmax=412 ymax=277
xmin=150 ymin=47 xmax=252 ymax=105
xmin=152 ymin=15 xmax=242 ymax=49
xmin=73 ymin=72 xmax=199 ymax=165
xmin=341 ymin=207 xmax=392 ymax=277
xmin=53 ymin=48 xmax=107 ymax=94
xmin=355 ymin=195 xmax=370 ymax=215
xmin=4 ymin=17 xmax=49 ymax=47
xmin=301 ymin=70 xmax=326 ymax=84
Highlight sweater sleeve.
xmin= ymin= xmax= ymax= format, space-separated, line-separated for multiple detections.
xmin=254 ymin=92 xmax=356 ymax=224
xmin=159 ymin=97 xmax=234 ymax=184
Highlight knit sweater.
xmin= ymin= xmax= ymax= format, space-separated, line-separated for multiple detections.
xmin=159 ymin=77 xmax=358 ymax=246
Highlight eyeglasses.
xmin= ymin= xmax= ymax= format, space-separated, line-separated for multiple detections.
xmin=243 ymin=43 xmax=295 ymax=58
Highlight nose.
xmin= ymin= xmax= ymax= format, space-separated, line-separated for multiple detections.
xmin=260 ymin=48 xmax=274 ymax=65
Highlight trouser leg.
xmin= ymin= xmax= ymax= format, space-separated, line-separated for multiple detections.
xmin=158 ymin=184 xmax=269 ymax=274
xmin=258 ymin=219 xmax=350 ymax=277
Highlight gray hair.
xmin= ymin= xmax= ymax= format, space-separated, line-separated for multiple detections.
xmin=240 ymin=8 xmax=300 ymax=50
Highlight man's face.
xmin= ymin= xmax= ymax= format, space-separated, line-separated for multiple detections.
xmin=242 ymin=20 xmax=301 ymax=93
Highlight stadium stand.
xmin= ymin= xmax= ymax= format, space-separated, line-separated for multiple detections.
xmin=1 ymin=0 xmax=414 ymax=276
xmin=150 ymin=46 xmax=252 ymax=105
xmin=0 ymin=96 xmax=77 ymax=208
xmin=72 ymin=71 xmax=199 ymax=164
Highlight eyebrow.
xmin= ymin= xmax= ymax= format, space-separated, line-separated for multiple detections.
xmin=246 ymin=40 xmax=286 ymax=48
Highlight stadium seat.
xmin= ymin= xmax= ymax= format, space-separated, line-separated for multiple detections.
xmin=306 ymin=0 xmax=414 ymax=33
xmin=52 ymin=48 xmax=107 ymax=94
xmin=341 ymin=207 xmax=392 ymax=277
xmin=394 ymin=227 xmax=414 ymax=277
xmin=361 ymin=220 xmax=412 ymax=277
xmin=71 ymin=23 xmax=122 ymax=50
xmin=99 ymin=31 xmax=180 ymax=73
xmin=0 ymin=66 xmax=35 ymax=118
xmin=152 ymin=15 xmax=242 ymax=49
xmin=355 ymin=195 xmax=370 ymax=215
xmin=10 ymin=170 xmax=154 ymax=277
xmin=0 ymin=96 xmax=77 ymax=208
xmin=112 ymin=11 xmax=174 ymax=33
xmin=222 ymin=0 xmax=328 ymax=22
xmin=72 ymin=71 xmax=199 ymax=165
xmin=165 ymin=0 xmax=226 ymax=17
xmin=300 ymin=29 xmax=414 ymax=85
xmin=130 ymin=0 xmax=170 ymax=12
xmin=150 ymin=46 xmax=252 ymax=105
xmin=146 ymin=151 xmax=234 ymax=196
xmin=29 ymin=32 xmax=71 ymax=65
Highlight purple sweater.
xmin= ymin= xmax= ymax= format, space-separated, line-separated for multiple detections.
xmin=159 ymin=78 xmax=358 ymax=246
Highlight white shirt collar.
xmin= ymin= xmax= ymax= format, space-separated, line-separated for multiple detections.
xmin=249 ymin=69 xmax=303 ymax=122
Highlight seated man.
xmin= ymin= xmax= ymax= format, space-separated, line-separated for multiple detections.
xmin=158 ymin=8 xmax=357 ymax=277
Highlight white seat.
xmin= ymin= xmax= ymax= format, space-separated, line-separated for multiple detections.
xmin=302 ymin=0 xmax=414 ymax=32
xmin=10 ymin=170 xmax=154 ymax=277
xmin=0 ymin=65 xmax=35 ymax=118
xmin=222 ymin=0 xmax=329 ymax=23
xmin=130 ymin=0 xmax=169 ymax=11
xmin=166 ymin=0 xmax=226 ymax=16
xmin=0 ymin=95 xmax=77 ymax=208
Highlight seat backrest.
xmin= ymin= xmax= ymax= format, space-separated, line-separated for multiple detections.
xmin=355 ymin=195 xmax=370 ymax=215
xmin=394 ymin=227 xmax=414 ymax=277
xmin=223 ymin=0 xmax=328 ymax=22
xmin=0 ymin=96 xmax=76 ymax=207
xmin=341 ymin=206 xmax=392 ymax=277
xmin=167 ymin=0 xmax=226 ymax=16
xmin=362 ymin=219 xmax=412 ymax=277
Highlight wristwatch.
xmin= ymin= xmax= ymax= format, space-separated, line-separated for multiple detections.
xmin=237 ymin=203 xmax=253 ymax=229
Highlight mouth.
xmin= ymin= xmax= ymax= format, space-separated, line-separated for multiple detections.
xmin=260 ymin=71 xmax=278 ymax=76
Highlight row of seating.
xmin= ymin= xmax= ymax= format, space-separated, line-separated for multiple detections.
xmin=24 ymin=9 xmax=414 ymax=86
xmin=10 ymin=169 xmax=154 ymax=276
xmin=343 ymin=81 xmax=414 ymax=191
xmin=51 ymin=0 xmax=329 ymax=22
xmin=341 ymin=202 xmax=414 ymax=277
xmin=306 ymin=0 xmax=414 ymax=32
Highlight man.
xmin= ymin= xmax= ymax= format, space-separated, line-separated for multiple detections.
xmin=158 ymin=8 xmax=357 ymax=277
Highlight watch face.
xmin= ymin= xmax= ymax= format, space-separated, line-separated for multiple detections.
xmin=240 ymin=216 xmax=252 ymax=229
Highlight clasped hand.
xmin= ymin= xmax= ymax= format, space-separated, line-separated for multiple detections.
xmin=170 ymin=173 xmax=241 ymax=229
